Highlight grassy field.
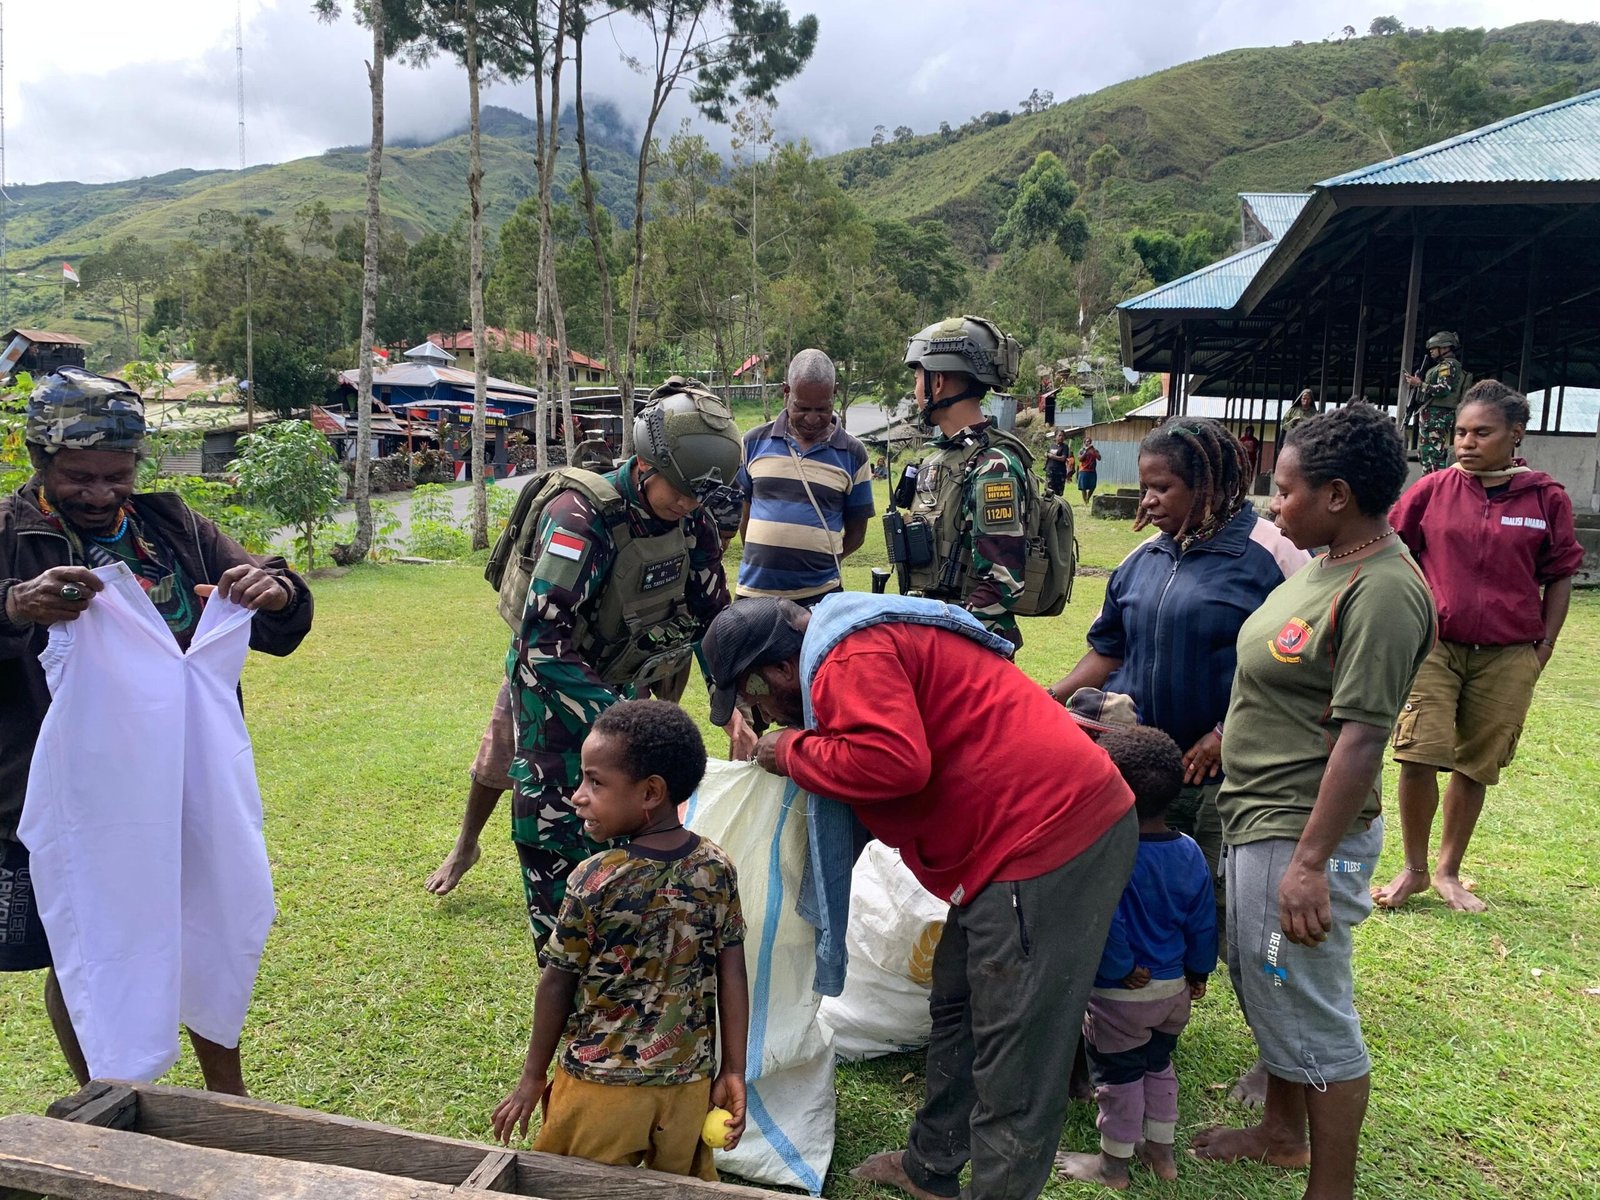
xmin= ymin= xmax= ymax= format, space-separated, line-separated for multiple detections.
xmin=3 ymin=497 xmax=1598 ymax=1200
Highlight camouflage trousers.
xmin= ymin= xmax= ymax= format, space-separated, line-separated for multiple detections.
xmin=506 ymin=658 xmax=617 ymax=942
xmin=1419 ymin=405 xmax=1455 ymax=474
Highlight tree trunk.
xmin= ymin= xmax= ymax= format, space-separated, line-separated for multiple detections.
xmin=466 ymin=0 xmax=489 ymax=550
xmin=529 ymin=12 xmax=551 ymax=473
xmin=338 ymin=3 xmax=386 ymax=567
xmin=542 ymin=6 xmax=577 ymax=463
xmin=572 ymin=20 xmax=621 ymax=455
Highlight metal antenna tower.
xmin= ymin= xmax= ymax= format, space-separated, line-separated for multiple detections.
xmin=238 ymin=0 xmax=255 ymax=429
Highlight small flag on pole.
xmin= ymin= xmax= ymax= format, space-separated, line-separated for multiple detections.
xmin=372 ymin=347 xmax=390 ymax=363
xmin=62 ymin=262 xmax=80 ymax=285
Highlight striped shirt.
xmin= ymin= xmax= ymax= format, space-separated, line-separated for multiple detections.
xmin=736 ymin=412 xmax=875 ymax=600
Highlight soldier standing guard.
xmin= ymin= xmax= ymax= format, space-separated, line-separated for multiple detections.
xmin=1405 ymin=331 xmax=1467 ymax=474
xmin=893 ymin=315 xmax=1031 ymax=647
xmin=506 ymin=378 xmax=752 ymax=943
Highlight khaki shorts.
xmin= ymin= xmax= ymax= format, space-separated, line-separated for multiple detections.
xmin=534 ymin=1066 xmax=719 ymax=1180
xmin=469 ymin=681 xmax=515 ymax=792
xmin=1392 ymin=641 xmax=1542 ymax=786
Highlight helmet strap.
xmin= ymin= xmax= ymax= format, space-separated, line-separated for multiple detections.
xmin=918 ymin=368 xmax=983 ymax=425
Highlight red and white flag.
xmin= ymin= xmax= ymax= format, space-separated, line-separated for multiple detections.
xmin=372 ymin=346 xmax=390 ymax=363
xmin=62 ymin=262 xmax=80 ymax=285
xmin=546 ymin=530 xmax=587 ymax=561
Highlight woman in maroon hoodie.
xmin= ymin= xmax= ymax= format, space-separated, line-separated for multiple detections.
xmin=1373 ymin=380 xmax=1584 ymax=912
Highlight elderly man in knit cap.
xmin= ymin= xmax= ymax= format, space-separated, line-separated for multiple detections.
xmin=0 ymin=367 xmax=312 ymax=1093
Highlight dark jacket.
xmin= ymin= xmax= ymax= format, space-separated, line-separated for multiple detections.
xmin=1087 ymin=507 xmax=1307 ymax=754
xmin=0 ymin=486 xmax=313 ymax=840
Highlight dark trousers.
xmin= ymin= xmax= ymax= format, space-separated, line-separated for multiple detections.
xmin=903 ymin=809 xmax=1137 ymax=1200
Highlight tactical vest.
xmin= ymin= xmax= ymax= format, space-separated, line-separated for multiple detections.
xmin=884 ymin=427 xmax=1074 ymax=617
xmin=1425 ymin=354 xmax=1469 ymax=410
xmin=485 ymin=467 xmax=696 ymax=694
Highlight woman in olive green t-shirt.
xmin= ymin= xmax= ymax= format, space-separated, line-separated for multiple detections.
xmin=1193 ymin=404 xmax=1435 ymax=1200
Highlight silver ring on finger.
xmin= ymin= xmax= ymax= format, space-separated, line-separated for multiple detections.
xmin=60 ymin=584 xmax=86 ymax=602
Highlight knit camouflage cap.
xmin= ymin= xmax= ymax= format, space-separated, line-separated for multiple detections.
xmin=25 ymin=367 xmax=147 ymax=454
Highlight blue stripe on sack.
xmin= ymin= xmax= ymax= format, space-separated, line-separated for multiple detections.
xmin=746 ymin=1078 xmax=824 ymax=1195
xmin=746 ymin=779 xmax=793 ymax=1072
xmin=741 ymin=778 xmax=822 ymax=1194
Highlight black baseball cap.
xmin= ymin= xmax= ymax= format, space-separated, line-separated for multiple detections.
xmin=701 ymin=598 xmax=806 ymax=726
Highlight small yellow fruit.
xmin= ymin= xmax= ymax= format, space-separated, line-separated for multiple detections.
xmin=701 ymin=1106 xmax=735 ymax=1149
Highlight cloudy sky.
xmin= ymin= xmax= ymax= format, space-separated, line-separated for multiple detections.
xmin=5 ymin=0 xmax=1597 ymax=185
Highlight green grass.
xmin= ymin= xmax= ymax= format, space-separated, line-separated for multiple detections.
xmin=3 ymin=502 xmax=1598 ymax=1199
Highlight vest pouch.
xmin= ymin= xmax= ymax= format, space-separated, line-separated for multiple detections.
xmin=903 ymin=515 xmax=935 ymax=567
xmin=625 ymin=644 xmax=697 ymax=697
xmin=883 ymin=509 xmax=934 ymax=569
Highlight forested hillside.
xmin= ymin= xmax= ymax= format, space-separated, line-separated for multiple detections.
xmin=5 ymin=19 xmax=1597 ymax=404
xmin=832 ymin=20 xmax=1600 ymax=259
xmin=1 ymin=104 xmax=636 ymax=293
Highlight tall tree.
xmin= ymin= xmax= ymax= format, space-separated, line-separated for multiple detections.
xmin=610 ymin=0 xmax=818 ymax=441
xmin=465 ymin=0 xmax=491 ymax=548
xmin=570 ymin=8 xmax=624 ymax=446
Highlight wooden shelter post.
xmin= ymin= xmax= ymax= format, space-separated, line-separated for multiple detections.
xmin=1352 ymin=234 xmax=1373 ymax=400
xmin=1397 ymin=221 xmax=1425 ymax=438
xmin=1517 ymin=239 xmax=1541 ymax=392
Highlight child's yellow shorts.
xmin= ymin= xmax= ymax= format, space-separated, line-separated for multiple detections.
xmin=534 ymin=1066 xmax=719 ymax=1181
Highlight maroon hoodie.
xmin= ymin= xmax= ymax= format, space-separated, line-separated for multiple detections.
xmin=1390 ymin=465 xmax=1583 ymax=646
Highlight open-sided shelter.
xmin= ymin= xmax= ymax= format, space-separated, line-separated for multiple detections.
xmin=1119 ymin=87 xmax=1600 ymax=508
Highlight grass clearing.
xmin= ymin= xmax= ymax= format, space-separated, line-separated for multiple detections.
xmin=3 ymin=495 xmax=1597 ymax=1200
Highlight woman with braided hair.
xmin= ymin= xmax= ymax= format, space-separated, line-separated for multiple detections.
xmin=1049 ymin=417 xmax=1307 ymax=940
xmin=1049 ymin=418 xmax=1307 ymax=1115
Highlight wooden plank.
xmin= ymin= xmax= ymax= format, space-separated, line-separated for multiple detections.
xmin=117 ymin=1083 xmax=787 ymax=1200
xmin=0 ymin=1114 xmax=491 ymax=1200
xmin=48 ymin=1084 xmax=138 ymax=1130
xmin=462 ymin=1150 xmax=517 ymax=1193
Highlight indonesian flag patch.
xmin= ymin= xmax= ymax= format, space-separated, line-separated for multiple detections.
xmin=547 ymin=530 xmax=587 ymax=561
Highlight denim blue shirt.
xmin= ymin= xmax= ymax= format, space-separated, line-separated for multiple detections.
xmin=797 ymin=592 xmax=1016 ymax=995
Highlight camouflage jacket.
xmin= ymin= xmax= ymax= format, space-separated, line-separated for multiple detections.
xmin=506 ymin=462 xmax=728 ymax=848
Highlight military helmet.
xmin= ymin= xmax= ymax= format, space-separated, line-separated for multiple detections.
xmin=634 ymin=376 xmax=742 ymax=503
xmin=25 ymin=367 xmax=147 ymax=455
xmin=904 ymin=315 xmax=1022 ymax=390
xmin=1426 ymin=331 xmax=1460 ymax=350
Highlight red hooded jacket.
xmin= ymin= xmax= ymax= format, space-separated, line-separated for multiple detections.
xmin=1390 ymin=465 xmax=1583 ymax=646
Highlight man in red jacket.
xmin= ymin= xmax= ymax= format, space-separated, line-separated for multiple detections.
xmin=702 ymin=594 xmax=1136 ymax=1200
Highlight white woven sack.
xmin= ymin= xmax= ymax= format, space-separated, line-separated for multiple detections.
xmin=685 ymin=760 xmax=835 ymax=1194
xmin=818 ymin=840 xmax=947 ymax=1061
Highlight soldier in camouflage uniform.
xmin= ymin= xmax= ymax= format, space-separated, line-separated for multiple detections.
xmin=1405 ymin=331 xmax=1467 ymax=474
xmin=901 ymin=315 xmax=1031 ymax=647
xmin=507 ymin=380 xmax=749 ymax=942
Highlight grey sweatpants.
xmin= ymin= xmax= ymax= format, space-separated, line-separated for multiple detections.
xmin=903 ymin=809 xmax=1137 ymax=1200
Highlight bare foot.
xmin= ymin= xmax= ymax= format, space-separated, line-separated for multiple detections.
xmin=1228 ymin=1059 xmax=1268 ymax=1110
xmin=1372 ymin=868 xmax=1431 ymax=910
xmin=1135 ymin=1141 xmax=1178 ymax=1181
xmin=849 ymin=1152 xmax=948 ymax=1200
xmin=425 ymin=842 xmax=481 ymax=895
xmin=1433 ymin=872 xmax=1487 ymax=913
xmin=1188 ymin=1123 xmax=1309 ymax=1168
xmin=1054 ymin=1150 xmax=1129 ymax=1190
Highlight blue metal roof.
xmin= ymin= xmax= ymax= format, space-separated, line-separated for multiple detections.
xmin=1240 ymin=192 xmax=1310 ymax=239
xmin=1118 ymin=241 xmax=1275 ymax=312
xmin=1318 ymin=87 xmax=1600 ymax=187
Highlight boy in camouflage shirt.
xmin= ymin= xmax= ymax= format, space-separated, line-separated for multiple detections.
xmin=491 ymin=701 xmax=749 ymax=1180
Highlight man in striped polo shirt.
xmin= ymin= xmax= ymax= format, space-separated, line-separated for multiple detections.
xmin=736 ymin=350 xmax=875 ymax=605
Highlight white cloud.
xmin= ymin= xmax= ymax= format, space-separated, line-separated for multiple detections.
xmin=3 ymin=0 xmax=1596 ymax=183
